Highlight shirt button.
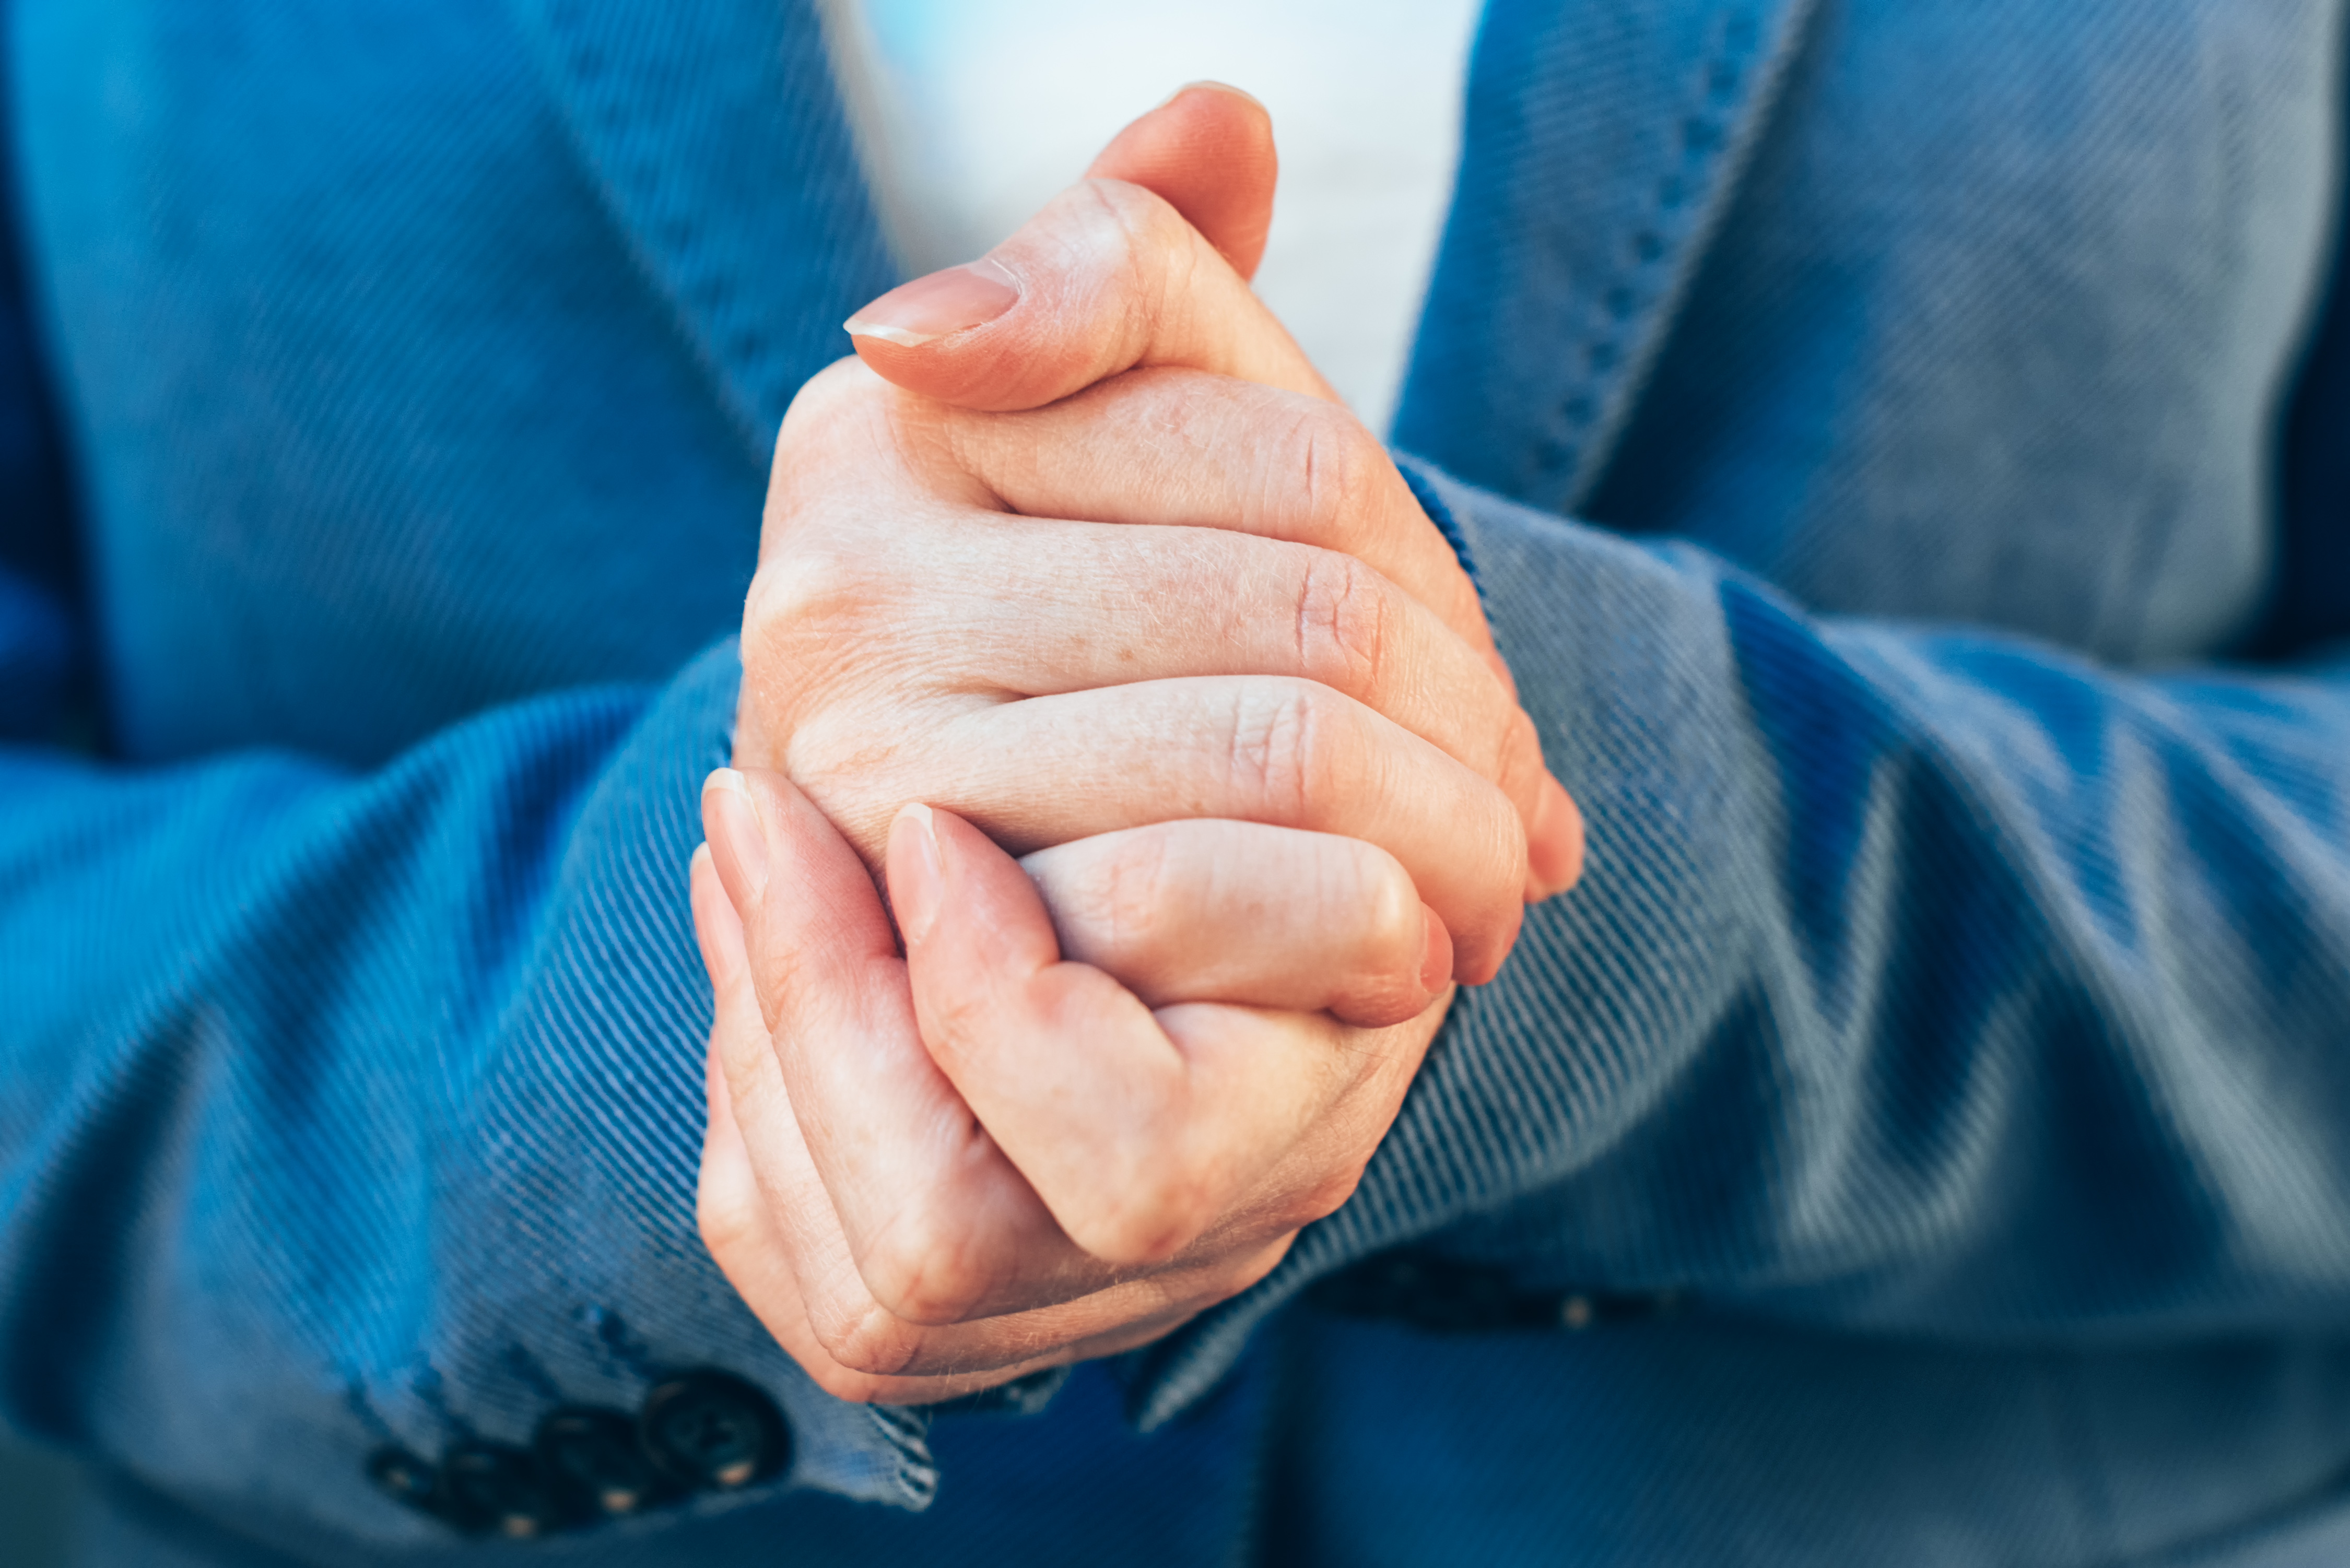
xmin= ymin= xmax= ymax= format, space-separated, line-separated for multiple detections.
xmin=438 ymin=1442 xmax=559 ymax=1538
xmin=639 ymin=1371 xmax=789 ymax=1492
xmin=365 ymin=1445 xmax=442 ymax=1518
xmin=535 ymin=1405 xmax=666 ymax=1521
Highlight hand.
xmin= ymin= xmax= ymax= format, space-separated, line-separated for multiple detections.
xmin=697 ymin=88 xmax=1582 ymax=1401
xmin=734 ymin=88 xmax=1581 ymax=972
xmin=695 ymin=774 xmax=1451 ymax=1402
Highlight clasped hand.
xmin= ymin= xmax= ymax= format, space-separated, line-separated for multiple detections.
xmin=691 ymin=89 xmax=1582 ymax=1403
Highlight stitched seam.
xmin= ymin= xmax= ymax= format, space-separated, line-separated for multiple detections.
xmin=523 ymin=3 xmax=767 ymax=458
xmin=1548 ymin=8 xmax=1763 ymax=503
xmin=2107 ymin=26 xmax=2254 ymax=663
xmin=526 ymin=1 xmax=883 ymax=458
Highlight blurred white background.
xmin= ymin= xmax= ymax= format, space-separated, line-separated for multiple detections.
xmin=826 ymin=0 xmax=1485 ymax=433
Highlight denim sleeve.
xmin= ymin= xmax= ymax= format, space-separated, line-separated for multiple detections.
xmin=1127 ymin=456 xmax=2350 ymax=1424
xmin=0 ymin=629 xmax=942 ymax=1550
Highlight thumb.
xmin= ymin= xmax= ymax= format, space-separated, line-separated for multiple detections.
xmin=1085 ymin=82 xmax=1277 ymax=281
xmin=842 ymin=87 xmax=1325 ymax=411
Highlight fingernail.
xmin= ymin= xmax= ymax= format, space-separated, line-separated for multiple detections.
xmin=688 ymin=842 xmax=747 ymax=985
xmin=844 ymin=260 xmax=1020 ymax=348
xmin=890 ymin=803 xmax=944 ymax=946
xmin=1419 ymin=904 xmax=1454 ymax=994
xmin=703 ymin=768 xmax=768 ymax=902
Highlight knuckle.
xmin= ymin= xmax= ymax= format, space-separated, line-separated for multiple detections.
xmin=1218 ymin=1237 xmax=1300 ymax=1299
xmin=1489 ymin=780 xmax=1534 ymax=884
xmin=695 ymin=1193 xmax=759 ymax=1272
xmin=1070 ymin=178 xmax=1188 ymax=356
xmin=1071 ymin=1176 xmax=1218 ymax=1268
xmin=771 ymin=357 xmax=892 ymax=476
xmin=1290 ymin=548 xmax=1392 ymax=699
xmin=1458 ymin=762 xmax=1526 ymax=865
xmin=802 ymin=1362 xmax=896 ymax=1406
xmin=771 ymin=357 xmax=939 ymax=515
xmin=1218 ymin=683 xmax=1339 ymax=824
xmin=774 ymin=356 xmax=863 ymax=447
xmin=790 ymin=352 xmax=876 ymax=411
xmin=1288 ymin=402 xmax=1384 ymax=550
xmin=745 ymin=544 xmax=865 ymax=638
xmin=1285 ymin=1165 xmax=1369 ymax=1229
xmin=1084 ymin=175 xmax=1193 ymax=272
xmin=1317 ymin=841 xmax=1424 ymax=1017
xmin=738 ymin=550 xmax=888 ymax=738
xmin=803 ymin=1287 xmax=924 ymax=1377
xmin=1047 ymin=1125 xmax=1225 ymax=1267
xmin=1070 ymin=830 xmax=1176 ymax=959
xmin=855 ymin=1227 xmax=997 ymax=1328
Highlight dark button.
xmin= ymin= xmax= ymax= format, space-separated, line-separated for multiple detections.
xmin=639 ymin=1371 xmax=788 ymax=1492
xmin=535 ymin=1405 xmax=667 ymax=1522
xmin=366 ymin=1445 xmax=443 ymax=1519
xmin=439 ymin=1443 xmax=559 ymax=1539
xmin=1561 ymin=1288 xmax=1685 ymax=1331
xmin=1308 ymin=1255 xmax=1561 ymax=1330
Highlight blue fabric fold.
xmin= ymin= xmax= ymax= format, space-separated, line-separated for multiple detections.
xmin=4 ymin=0 xmax=2350 ymax=1560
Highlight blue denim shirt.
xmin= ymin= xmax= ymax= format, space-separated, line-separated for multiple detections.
xmin=5 ymin=0 xmax=2350 ymax=1563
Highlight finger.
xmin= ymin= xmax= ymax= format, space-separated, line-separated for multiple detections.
xmin=1084 ymin=83 xmax=1277 ymax=281
xmin=844 ymin=172 xmax=1324 ymax=411
xmin=710 ymin=773 xmax=1414 ymax=1361
xmin=893 ymin=804 xmax=1393 ymax=1264
xmin=809 ymin=514 xmax=1546 ymax=842
xmin=796 ymin=678 xmax=1526 ymax=982
xmin=697 ymin=819 xmax=953 ymax=1365
xmin=700 ymin=865 xmax=1298 ymax=1395
xmin=1020 ymin=821 xmax=1451 ymax=1029
xmin=954 ymin=374 xmax=1581 ymax=901
xmin=693 ymin=856 xmax=1095 ymax=1401
xmin=709 ymin=768 xmax=1298 ymax=1336
xmin=695 ymin=872 xmax=861 ymax=1393
xmin=701 ymin=769 xmax=1077 ymax=1324
xmin=695 ymin=864 xmax=868 ymax=1393
xmin=937 ymin=367 xmax=1494 ymax=659
xmin=765 ymin=363 xmax=1584 ymax=905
